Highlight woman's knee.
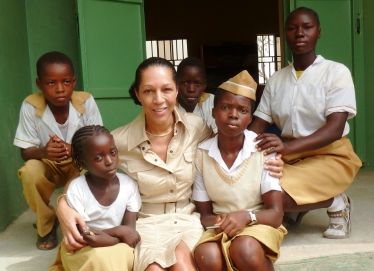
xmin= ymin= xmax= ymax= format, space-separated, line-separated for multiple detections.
xmin=194 ymin=242 xmax=224 ymax=271
xmin=230 ymin=236 xmax=268 ymax=269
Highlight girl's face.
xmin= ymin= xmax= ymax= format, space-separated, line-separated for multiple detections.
xmin=177 ymin=66 xmax=206 ymax=107
xmin=212 ymin=91 xmax=252 ymax=138
xmin=135 ymin=66 xmax=178 ymax=126
xmin=285 ymin=10 xmax=321 ymax=55
xmin=81 ymin=134 xmax=118 ymax=181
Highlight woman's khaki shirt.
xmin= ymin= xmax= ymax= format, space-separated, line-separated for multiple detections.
xmin=111 ymin=107 xmax=211 ymax=204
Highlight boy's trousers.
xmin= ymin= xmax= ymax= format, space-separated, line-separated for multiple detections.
xmin=18 ymin=158 xmax=80 ymax=237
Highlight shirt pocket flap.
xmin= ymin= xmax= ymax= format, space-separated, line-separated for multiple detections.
xmin=183 ymin=151 xmax=195 ymax=162
xmin=127 ymin=161 xmax=155 ymax=173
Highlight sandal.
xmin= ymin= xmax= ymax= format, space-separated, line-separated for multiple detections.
xmin=36 ymin=218 xmax=59 ymax=250
xmin=282 ymin=211 xmax=309 ymax=229
xmin=323 ymin=194 xmax=352 ymax=239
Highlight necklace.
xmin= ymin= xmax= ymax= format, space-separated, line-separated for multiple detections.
xmin=146 ymin=128 xmax=173 ymax=137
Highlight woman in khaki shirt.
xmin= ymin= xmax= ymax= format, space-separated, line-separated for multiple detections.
xmin=55 ymin=57 xmax=283 ymax=271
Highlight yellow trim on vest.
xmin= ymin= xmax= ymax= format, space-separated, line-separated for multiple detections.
xmin=24 ymin=91 xmax=91 ymax=117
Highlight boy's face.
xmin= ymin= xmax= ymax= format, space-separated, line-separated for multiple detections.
xmin=36 ymin=63 xmax=76 ymax=108
xmin=285 ymin=10 xmax=321 ymax=55
xmin=212 ymin=91 xmax=252 ymax=138
xmin=177 ymin=66 xmax=206 ymax=108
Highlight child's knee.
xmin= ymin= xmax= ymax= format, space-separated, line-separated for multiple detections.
xmin=194 ymin=242 xmax=223 ymax=269
xmin=230 ymin=237 xmax=266 ymax=268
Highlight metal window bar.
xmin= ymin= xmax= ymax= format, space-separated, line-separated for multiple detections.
xmin=146 ymin=39 xmax=188 ymax=69
xmin=257 ymin=35 xmax=281 ymax=84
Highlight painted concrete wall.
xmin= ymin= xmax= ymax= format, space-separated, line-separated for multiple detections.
xmin=362 ymin=0 xmax=374 ymax=171
xmin=0 ymin=0 xmax=31 ymax=232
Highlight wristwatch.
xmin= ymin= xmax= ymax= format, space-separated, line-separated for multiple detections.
xmin=248 ymin=211 xmax=257 ymax=225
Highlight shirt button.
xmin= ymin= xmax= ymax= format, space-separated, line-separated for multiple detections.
xmin=175 ymin=130 xmax=178 ymax=133
xmin=174 ymin=221 xmax=177 ymax=224
xmin=155 ymin=159 xmax=157 ymax=162
xmin=170 ymin=189 xmax=174 ymax=193
xmin=142 ymin=147 xmax=145 ymax=150
xmin=170 ymin=150 xmax=173 ymax=153
xmin=147 ymin=141 xmax=150 ymax=144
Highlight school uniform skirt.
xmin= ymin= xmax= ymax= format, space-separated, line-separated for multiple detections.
xmin=134 ymin=200 xmax=204 ymax=271
xmin=282 ymin=137 xmax=362 ymax=205
xmin=194 ymin=224 xmax=287 ymax=271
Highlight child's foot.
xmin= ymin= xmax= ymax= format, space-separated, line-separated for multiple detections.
xmin=324 ymin=194 xmax=352 ymax=239
xmin=36 ymin=218 xmax=59 ymax=250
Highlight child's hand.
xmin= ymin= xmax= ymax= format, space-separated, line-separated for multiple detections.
xmin=255 ymin=133 xmax=290 ymax=156
xmin=214 ymin=211 xmax=249 ymax=238
xmin=82 ymin=229 xmax=119 ymax=248
xmin=115 ymin=225 xmax=141 ymax=248
xmin=43 ymin=134 xmax=70 ymax=161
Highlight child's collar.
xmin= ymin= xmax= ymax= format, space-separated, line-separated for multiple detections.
xmin=25 ymin=91 xmax=91 ymax=117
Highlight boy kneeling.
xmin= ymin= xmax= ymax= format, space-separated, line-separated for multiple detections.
xmin=193 ymin=71 xmax=287 ymax=271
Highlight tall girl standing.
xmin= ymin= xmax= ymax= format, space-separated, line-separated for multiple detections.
xmin=250 ymin=7 xmax=362 ymax=239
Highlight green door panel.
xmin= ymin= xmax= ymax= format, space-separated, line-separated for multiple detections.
xmin=77 ymin=0 xmax=146 ymax=98
xmin=286 ymin=0 xmax=366 ymax=162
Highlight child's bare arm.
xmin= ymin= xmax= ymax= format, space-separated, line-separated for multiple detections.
xmin=102 ymin=211 xmax=140 ymax=248
xmin=255 ymin=112 xmax=348 ymax=156
xmin=20 ymin=134 xmax=69 ymax=161
xmin=248 ymin=117 xmax=270 ymax=135
xmin=81 ymin=229 xmax=120 ymax=248
xmin=195 ymin=201 xmax=218 ymax=228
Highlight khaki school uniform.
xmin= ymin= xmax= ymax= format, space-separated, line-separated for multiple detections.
xmin=111 ymin=107 xmax=211 ymax=271
xmin=14 ymin=92 xmax=102 ymax=237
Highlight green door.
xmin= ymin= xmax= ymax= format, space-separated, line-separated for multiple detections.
xmin=283 ymin=0 xmax=366 ymax=162
xmin=76 ymin=0 xmax=146 ymax=130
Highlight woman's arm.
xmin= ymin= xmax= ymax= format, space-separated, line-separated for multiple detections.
xmin=57 ymin=178 xmax=88 ymax=252
xmin=255 ymin=112 xmax=348 ymax=156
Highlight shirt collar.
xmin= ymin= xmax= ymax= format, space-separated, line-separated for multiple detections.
xmin=127 ymin=106 xmax=189 ymax=151
xmin=288 ymin=55 xmax=324 ymax=68
xmin=198 ymin=129 xmax=258 ymax=163
xmin=24 ymin=91 xmax=90 ymax=117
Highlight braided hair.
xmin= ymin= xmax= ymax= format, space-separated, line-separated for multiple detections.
xmin=71 ymin=125 xmax=111 ymax=171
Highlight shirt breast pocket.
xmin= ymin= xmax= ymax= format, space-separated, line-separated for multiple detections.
xmin=181 ymin=151 xmax=196 ymax=184
xmin=127 ymin=161 xmax=161 ymax=191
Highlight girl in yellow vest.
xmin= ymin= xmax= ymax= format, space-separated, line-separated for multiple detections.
xmin=193 ymin=70 xmax=287 ymax=271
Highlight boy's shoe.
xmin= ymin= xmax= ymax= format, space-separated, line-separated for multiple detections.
xmin=324 ymin=194 xmax=352 ymax=239
xmin=36 ymin=218 xmax=59 ymax=250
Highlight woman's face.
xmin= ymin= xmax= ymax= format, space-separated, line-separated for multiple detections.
xmin=136 ymin=66 xmax=178 ymax=126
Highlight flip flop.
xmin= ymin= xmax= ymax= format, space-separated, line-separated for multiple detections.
xmin=36 ymin=218 xmax=59 ymax=250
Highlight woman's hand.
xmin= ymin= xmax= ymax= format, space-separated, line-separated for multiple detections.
xmin=214 ymin=211 xmax=249 ymax=238
xmin=57 ymin=196 xmax=87 ymax=252
xmin=82 ymin=230 xmax=119 ymax=248
xmin=265 ymin=153 xmax=283 ymax=180
xmin=255 ymin=133 xmax=290 ymax=156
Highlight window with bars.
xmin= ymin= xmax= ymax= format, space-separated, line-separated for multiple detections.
xmin=146 ymin=39 xmax=188 ymax=69
xmin=257 ymin=35 xmax=281 ymax=84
